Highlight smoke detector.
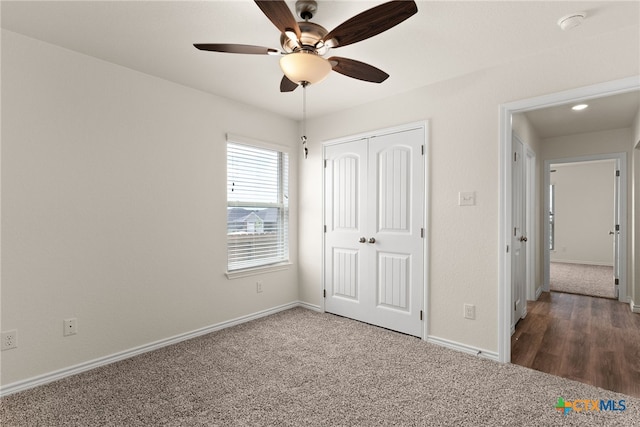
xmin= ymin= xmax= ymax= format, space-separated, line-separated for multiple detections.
xmin=558 ymin=12 xmax=586 ymax=31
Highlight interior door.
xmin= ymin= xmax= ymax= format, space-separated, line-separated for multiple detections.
xmin=511 ymin=135 xmax=526 ymax=331
xmin=324 ymin=128 xmax=425 ymax=337
xmin=324 ymin=139 xmax=370 ymax=322
xmin=368 ymin=130 xmax=425 ymax=336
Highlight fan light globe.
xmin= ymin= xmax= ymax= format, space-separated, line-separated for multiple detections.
xmin=280 ymin=52 xmax=332 ymax=85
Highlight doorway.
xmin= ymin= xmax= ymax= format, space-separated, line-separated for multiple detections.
xmin=498 ymin=76 xmax=639 ymax=363
xmin=546 ymin=158 xmax=619 ymax=299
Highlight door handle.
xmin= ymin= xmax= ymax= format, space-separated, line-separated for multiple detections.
xmin=368 ymin=237 xmax=376 ymax=244
xmin=519 ymin=236 xmax=528 ymax=242
xmin=609 ymin=231 xmax=615 ymax=235
xmin=359 ymin=237 xmax=366 ymax=243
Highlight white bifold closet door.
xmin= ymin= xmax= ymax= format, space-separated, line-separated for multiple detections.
xmin=324 ymin=127 xmax=425 ymax=337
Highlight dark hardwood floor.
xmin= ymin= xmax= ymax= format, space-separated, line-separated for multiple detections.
xmin=511 ymin=291 xmax=640 ymax=398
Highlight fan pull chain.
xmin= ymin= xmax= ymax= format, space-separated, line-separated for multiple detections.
xmin=301 ymin=82 xmax=308 ymax=159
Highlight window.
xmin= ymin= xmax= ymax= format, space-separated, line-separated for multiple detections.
xmin=227 ymin=138 xmax=289 ymax=272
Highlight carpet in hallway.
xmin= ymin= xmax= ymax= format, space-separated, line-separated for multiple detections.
xmin=550 ymin=262 xmax=616 ymax=299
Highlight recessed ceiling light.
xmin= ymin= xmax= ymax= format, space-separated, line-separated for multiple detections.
xmin=571 ymin=104 xmax=589 ymax=111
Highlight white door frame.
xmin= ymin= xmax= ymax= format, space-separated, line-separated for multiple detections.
xmin=510 ymin=133 xmax=528 ymax=331
xmin=510 ymin=133 xmax=537 ymax=307
xmin=525 ymin=145 xmax=537 ymax=302
xmin=543 ymin=155 xmax=626 ymax=296
xmin=498 ymin=76 xmax=640 ymax=363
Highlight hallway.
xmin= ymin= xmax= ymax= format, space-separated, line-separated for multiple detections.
xmin=511 ymin=292 xmax=640 ymax=397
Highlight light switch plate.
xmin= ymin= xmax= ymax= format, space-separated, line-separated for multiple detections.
xmin=459 ymin=191 xmax=476 ymax=206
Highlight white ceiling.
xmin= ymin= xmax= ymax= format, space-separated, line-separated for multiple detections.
xmin=2 ymin=1 xmax=639 ymax=121
xmin=523 ymin=91 xmax=640 ymax=139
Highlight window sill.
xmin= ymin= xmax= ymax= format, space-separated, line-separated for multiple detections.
xmin=225 ymin=262 xmax=292 ymax=280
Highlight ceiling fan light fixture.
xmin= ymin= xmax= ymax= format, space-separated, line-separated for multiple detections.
xmin=280 ymin=52 xmax=332 ymax=85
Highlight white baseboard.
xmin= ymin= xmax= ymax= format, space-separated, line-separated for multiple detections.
xmin=631 ymin=299 xmax=640 ymax=314
xmin=535 ymin=286 xmax=543 ymax=300
xmin=0 ymin=301 xmax=305 ymax=397
xmin=550 ymin=260 xmax=613 ymax=267
xmin=426 ymin=335 xmax=499 ymax=362
xmin=298 ymin=301 xmax=322 ymax=312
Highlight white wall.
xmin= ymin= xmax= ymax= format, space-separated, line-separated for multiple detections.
xmin=299 ymin=25 xmax=639 ymax=353
xmin=550 ymin=161 xmax=615 ymax=265
xmin=1 ymin=30 xmax=299 ymax=386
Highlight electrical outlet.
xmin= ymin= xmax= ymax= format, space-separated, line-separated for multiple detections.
xmin=464 ymin=304 xmax=476 ymax=320
xmin=1 ymin=330 xmax=18 ymax=350
xmin=256 ymin=281 xmax=263 ymax=293
xmin=63 ymin=318 xmax=78 ymax=336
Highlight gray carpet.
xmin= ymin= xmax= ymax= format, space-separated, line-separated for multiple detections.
xmin=550 ymin=262 xmax=616 ymax=299
xmin=1 ymin=307 xmax=638 ymax=426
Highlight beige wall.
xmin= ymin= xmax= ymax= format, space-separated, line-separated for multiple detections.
xmin=512 ymin=114 xmax=541 ymax=155
xmin=1 ymin=30 xmax=299 ymax=386
xmin=541 ymin=128 xmax=633 ymax=160
xmin=299 ymin=25 xmax=639 ymax=353
xmin=2 ymin=17 xmax=639 ymax=387
xmin=550 ymin=161 xmax=615 ymax=265
xmin=633 ymin=108 xmax=640 ymax=308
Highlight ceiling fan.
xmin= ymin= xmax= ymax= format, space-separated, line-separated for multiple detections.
xmin=194 ymin=0 xmax=418 ymax=92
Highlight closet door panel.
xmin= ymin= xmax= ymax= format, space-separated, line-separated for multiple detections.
xmin=324 ymin=140 xmax=371 ymax=318
xmin=324 ymin=127 xmax=425 ymax=338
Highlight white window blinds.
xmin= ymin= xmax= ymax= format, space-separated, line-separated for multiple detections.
xmin=227 ymin=141 xmax=289 ymax=271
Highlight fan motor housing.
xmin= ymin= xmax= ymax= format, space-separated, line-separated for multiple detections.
xmin=280 ymin=21 xmax=328 ymax=54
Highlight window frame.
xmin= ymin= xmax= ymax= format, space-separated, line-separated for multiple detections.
xmin=225 ymin=134 xmax=291 ymax=278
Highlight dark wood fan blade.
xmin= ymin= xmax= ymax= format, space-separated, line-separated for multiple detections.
xmin=255 ymin=0 xmax=301 ymax=39
xmin=194 ymin=44 xmax=280 ymax=55
xmin=280 ymin=75 xmax=299 ymax=92
xmin=329 ymin=57 xmax=389 ymax=83
xmin=323 ymin=0 xmax=417 ymax=48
